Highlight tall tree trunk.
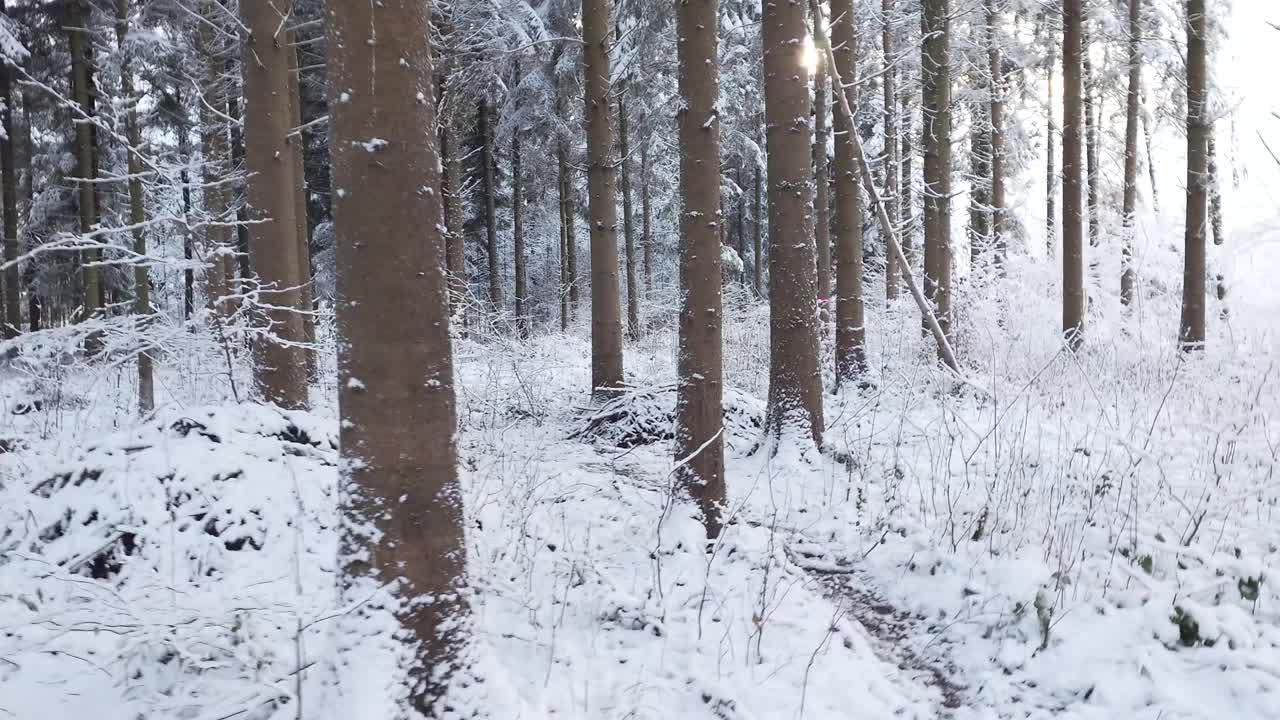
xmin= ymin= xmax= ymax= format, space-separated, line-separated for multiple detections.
xmin=832 ymin=0 xmax=865 ymax=382
xmin=1083 ymin=25 xmax=1100 ymax=293
xmin=618 ymin=73 xmax=640 ymax=340
xmin=226 ymin=78 xmax=253 ymax=284
xmin=763 ymin=0 xmax=823 ymax=445
xmin=558 ymin=143 xmax=570 ymax=331
xmin=1046 ymin=38 xmax=1057 ymax=258
xmin=441 ymin=113 xmax=467 ymax=325
xmin=987 ymin=0 xmax=1007 ymax=272
xmin=20 ymin=80 xmax=36 ymax=332
xmin=922 ymin=0 xmax=953 ymax=348
xmin=1208 ymin=128 xmax=1226 ymax=308
xmin=1120 ymin=0 xmax=1142 ymax=307
xmin=1062 ymin=0 xmax=1086 ymax=346
xmin=513 ymin=122 xmax=528 ymax=336
xmin=179 ymin=116 xmax=194 ymax=321
xmin=675 ymin=0 xmax=725 ymax=539
xmin=287 ymin=33 xmax=315 ymax=378
xmin=968 ymin=106 xmax=991 ymax=269
xmin=1141 ymin=91 xmax=1160 ymax=213
xmin=582 ymin=0 xmax=624 ymax=394
xmin=115 ymin=0 xmax=153 ymax=413
xmin=641 ymin=141 xmax=653 ymax=291
xmin=198 ymin=2 xmax=232 ymax=316
xmin=900 ymin=80 xmax=915 ymax=270
xmin=241 ymin=0 xmax=308 ymax=408
xmin=1179 ymin=0 xmax=1207 ymax=350
xmin=813 ymin=58 xmax=832 ymax=328
xmin=883 ymin=0 xmax=900 ymax=300
xmin=479 ymin=100 xmax=503 ymax=311
xmin=0 ymin=0 xmax=17 ymax=337
xmin=69 ymin=0 xmax=99 ymax=328
xmin=327 ymin=1 xmax=469 ymax=713
xmin=753 ymin=162 xmax=763 ymax=296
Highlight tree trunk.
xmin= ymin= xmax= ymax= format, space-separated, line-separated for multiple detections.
xmin=179 ymin=114 xmax=194 ymax=321
xmin=987 ymin=0 xmax=1006 ymax=272
xmin=1083 ymin=25 xmax=1099 ymax=290
xmin=1141 ymin=91 xmax=1160 ymax=213
xmin=763 ymin=0 xmax=823 ymax=445
xmin=441 ymin=114 xmax=467 ymax=325
xmin=753 ymin=162 xmax=763 ymax=296
xmin=1120 ymin=0 xmax=1142 ymax=307
xmin=813 ymin=59 xmax=832 ymax=329
xmin=1046 ymin=38 xmax=1057 ymax=258
xmin=479 ymin=100 xmax=503 ymax=311
xmin=832 ymin=0 xmax=865 ymax=382
xmin=558 ymin=139 xmax=571 ymax=330
xmin=225 ymin=79 xmax=252 ymax=285
xmin=968 ymin=107 xmax=991 ymax=270
xmin=327 ymin=1 xmax=469 ymax=713
xmin=922 ymin=0 xmax=953 ymax=348
xmin=900 ymin=79 xmax=915 ymax=270
xmin=513 ymin=123 xmax=528 ymax=336
xmin=20 ymin=80 xmax=36 ymax=332
xmin=618 ymin=73 xmax=640 ymax=340
xmin=1208 ymin=128 xmax=1226 ymax=307
xmin=1062 ymin=0 xmax=1086 ymax=346
xmin=0 ymin=0 xmax=18 ymax=337
xmin=1179 ymin=0 xmax=1207 ymax=350
xmin=582 ymin=0 xmax=624 ymax=395
xmin=69 ymin=0 xmax=99 ymax=328
xmin=883 ymin=0 xmax=900 ymax=300
xmin=675 ymin=0 xmax=726 ymax=539
xmin=241 ymin=0 xmax=308 ymax=408
xmin=287 ymin=33 xmax=315 ymax=378
xmin=198 ymin=2 xmax=232 ymax=316
xmin=115 ymin=0 xmax=153 ymax=413
xmin=641 ymin=141 xmax=653 ymax=291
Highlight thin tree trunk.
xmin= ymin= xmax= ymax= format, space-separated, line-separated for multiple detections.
xmin=1208 ymin=128 xmax=1226 ymax=308
xmin=987 ymin=0 xmax=1006 ymax=272
xmin=675 ymin=0 xmax=725 ymax=538
xmin=327 ymin=2 xmax=469 ymax=713
xmin=582 ymin=0 xmax=625 ymax=395
xmin=198 ymin=2 xmax=232 ymax=316
xmin=1179 ymin=0 xmax=1208 ymax=350
xmin=832 ymin=0 xmax=865 ymax=382
xmin=558 ymin=139 xmax=571 ymax=330
xmin=1062 ymin=0 xmax=1086 ymax=346
xmin=479 ymin=100 xmax=503 ymax=311
xmin=883 ymin=0 xmax=900 ymax=300
xmin=0 ymin=0 xmax=18 ymax=337
xmin=1120 ymin=0 xmax=1142 ymax=307
xmin=1141 ymin=91 xmax=1160 ymax=213
xmin=813 ymin=58 xmax=832 ymax=328
xmin=226 ymin=80 xmax=253 ymax=284
xmin=179 ymin=119 xmax=194 ymax=321
xmin=442 ymin=114 xmax=467 ymax=326
xmin=513 ymin=122 xmax=528 ymax=336
xmin=20 ymin=80 xmax=36 ymax=332
xmin=763 ymin=0 xmax=823 ymax=445
xmin=69 ymin=0 xmax=99 ymax=329
xmin=968 ymin=106 xmax=991 ymax=269
xmin=241 ymin=0 xmax=308 ymax=408
xmin=1046 ymin=39 xmax=1057 ymax=258
xmin=641 ymin=141 xmax=652 ymax=291
xmin=900 ymin=82 xmax=915 ymax=271
xmin=115 ymin=0 xmax=153 ymax=413
xmin=753 ymin=162 xmax=763 ymax=296
xmin=922 ymin=0 xmax=953 ymax=348
xmin=1083 ymin=25 xmax=1099 ymax=294
xmin=287 ymin=33 xmax=315 ymax=378
xmin=618 ymin=72 xmax=640 ymax=340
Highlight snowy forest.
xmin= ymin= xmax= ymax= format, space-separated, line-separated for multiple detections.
xmin=1 ymin=0 xmax=1278 ymax=717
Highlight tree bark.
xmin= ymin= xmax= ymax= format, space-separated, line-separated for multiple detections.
xmin=763 ymin=0 xmax=823 ymax=445
xmin=69 ymin=0 xmax=100 ymax=328
xmin=582 ymin=0 xmax=625 ymax=395
xmin=618 ymin=73 xmax=640 ymax=340
xmin=1179 ymin=0 xmax=1207 ymax=350
xmin=226 ymin=78 xmax=253 ymax=284
xmin=0 ymin=0 xmax=18 ymax=337
xmin=1120 ymin=0 xmax=1142 ymax=307
xmin=813 ymin=58 xmax=832 ymax=329
xmin=478 ymin=100 xmax=503 ymax=311
xmin=513 ymin=119 xmax=528 ymax=336
xmin=883 ymin=0 xmax=900 ymax=300
xmin=558 ymin=139 xmax=571 ymax=330
xmin=241 ymin=0 xmax=308 ymax=408
xmin=641 ymin=141 xmax=653 ymax=291
xmin=327 ymin=1 xmax=469 ymax=713
xmin=987 ymin=0 xmax=1006 ymax=272
xmin=1062 ymin=0 xmax=1086 ymax=346
xmin=832 ymin=0 xmax=865 ymax=382
xmin=1083 ymin=25 xmax=1100 ymax=284
xmin=198 ymin=1 xmax=232 ymax=316
xmin=968 ymin=106 xmax=991 ymax=269
xmin=1208 ymin=128 xmax=1226 ymax=307
xmin=287 ymin=33 xmax=315 ymax=378
xmin=1046 ymin=38 xmax=1057 ymax=258
xmin=922 ymin=0 xmax=953 ymax=349
xmin=675 ymin=0 xmax=726 ymax=539
xmin=441 ymin=113 xmax=467 ymax=325
xmin=753 ymin=162 xmax=763 ymax=296
xmin=115 ymin=0 xmax=153 ymax=413
xmin=179 ymin=113 xmax=194 ymax=321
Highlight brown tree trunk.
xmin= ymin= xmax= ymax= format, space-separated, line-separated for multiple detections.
xmin=441 ymin=113 xmax=467 ymax=324
xmin=922 ymin=0 xmax=953 ymax=348
xmin=618 ymin=74 xmax=640 ymax=340
xmin=813 ymin=59 xmax=832 ymax=328
xmin=883 ymin=0 xmax=900 ymax=300
xmin=583 ymin=0 xmax=625 ymax=395
xmin=675 ymin=0 xmax=726 ymax=539
xmin=198 ymin=2 xmax=232 ymax=315
xmin=69 ymin=0 xmax=99 ymax=328
xmin=987 ymin=0 xmax=1007 ymax=272
xmin=753 ymin=162 xmax=763 ymax=296
xmin=0 ymin=0 xmax=17 ymax=337
xmin=115 ymin=0 xmax=153 ymax=413
xmin=968 ymin=106 xmax=991 ymax=269
xmin=763 ymin=0 xmax=823 ymax=445
xmin=20 ymin=80 xmax=37 ymax=332
xmin=179 ymin=113 xmax=195 ymax=321
xmin=479 ymin=100 xmax=503 ymax=311
xmin=1046 ymin=39 xmax=1057 ymax=258
xmin=900 ymin=81 xmax=915 ymax=270
xmin=241 ymin=0 xmax=308 ymax=408
xmin=1120 ymin=0 xmax=1142 ymax=307
xmin=1208 ymin=129 xmax=1226 ymax=307
xmin=513 ymin=124 xmax=528 ymax=336
xmin=226 ymin=80 xmax=253 ymax=284
xmin=832 ymin=0 xmax=865 ymax=382
xmin=641 ymin=141 xmax=653 ymax=291
xmin=1142 ymin=92 xmax=1160 ymax=213
xmin=1062 ymin=0 xmax=1086 ymax=346
xmin=287 ymin=33 xmax=315 ymax=378
xmin=1083 ymin=25 xmax=1100 ymax=289
xmin=327 ymin=1 xmax=469 ymax=713
xmin=558 ymin=143 xmax=570 ymax=331
xmin=1179 ymin=0 xmax=1207 ymax=350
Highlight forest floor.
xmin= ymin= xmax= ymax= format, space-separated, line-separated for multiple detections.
xmin=2 ymin=273 xmax=1279 ymax=719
